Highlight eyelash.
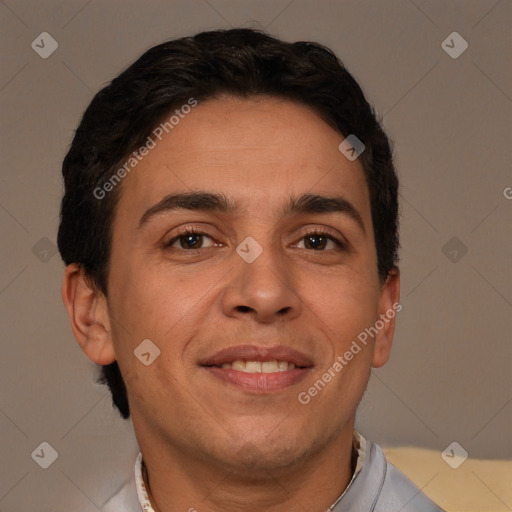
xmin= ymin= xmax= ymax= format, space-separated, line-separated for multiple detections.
xmin=164 ymin=226 xmax=348 ymax=252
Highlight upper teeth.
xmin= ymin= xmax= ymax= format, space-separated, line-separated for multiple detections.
xmin=220 ymin=360 xmax=296 ymax=373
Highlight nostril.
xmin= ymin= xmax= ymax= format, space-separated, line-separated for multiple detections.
xmin=236 ymin=305 xmax=252 ymax=313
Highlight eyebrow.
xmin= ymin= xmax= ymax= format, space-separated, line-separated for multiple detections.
xmin=137 ymin=191 xmax=365 ymax=233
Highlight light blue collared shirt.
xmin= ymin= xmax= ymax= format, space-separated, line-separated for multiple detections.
xmin=102 ymin=431 xmax=444 ymax=512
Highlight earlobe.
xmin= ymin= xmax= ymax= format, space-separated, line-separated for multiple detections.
xmin=62 ymin=264 xmax=116 ymax=365
xmin=372 ymin=269 xmax=400 ymax=368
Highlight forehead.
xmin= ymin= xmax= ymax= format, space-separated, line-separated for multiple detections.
xmin=116 ymin=96 xmax=370 ymax=223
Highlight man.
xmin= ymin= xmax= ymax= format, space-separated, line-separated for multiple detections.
xmin=58 ymin=28 xmax=444 ymax=512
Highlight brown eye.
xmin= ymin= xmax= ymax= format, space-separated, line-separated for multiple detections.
xmin=297 ymin=231 xmax=345 ymax=251
xmin=166 ymin=230 xmax=216 ymax=250
xmin=304 ymin=235 xmax=328 ymax=250
xmin=176 ymin=234 xmax=204 ymax=249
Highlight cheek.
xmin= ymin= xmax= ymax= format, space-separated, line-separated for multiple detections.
xmin=305 ymin=270 xmax=379 ymax=345
xmin=110 ymin=262 xmax=190 ymax=332
xmin=108 ymin=260 xmax=222 ymax=376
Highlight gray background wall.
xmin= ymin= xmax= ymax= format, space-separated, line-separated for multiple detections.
xmin=0 ymin=0 xmax=510 ymax=510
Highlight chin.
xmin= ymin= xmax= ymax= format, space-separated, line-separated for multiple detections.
xmin=211 ymin=425 xmax=327 ymax=478
xmin=224 ymin=443 xmax=309 ymax=479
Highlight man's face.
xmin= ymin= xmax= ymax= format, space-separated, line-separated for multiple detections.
xmin=105 ymin=96 xmax=396 ymax=473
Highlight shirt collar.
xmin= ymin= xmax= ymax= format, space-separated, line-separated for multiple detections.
xmin=135 ymin=430 xmax=368 ymax=512
xmin=134 ymin=452 xmax=153 ymax=511
xmin=328 ymin=430 xmax=367 ymax=510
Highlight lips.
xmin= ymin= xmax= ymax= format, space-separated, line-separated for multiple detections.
xmin=199 ymin=344 xmax=314 ymax=368
xmin=200 ymin=344 xmax=313 ymax=393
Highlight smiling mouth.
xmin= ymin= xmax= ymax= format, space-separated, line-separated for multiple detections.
xmin=202 ymin=359 xmax=311 ymax=392
xmin=199 ymin=344 xmax=313 ymax=392
xmin=211 ymin=360 xmax=299 ymax=373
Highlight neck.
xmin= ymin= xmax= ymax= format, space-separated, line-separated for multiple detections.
xmin=139 ymin=425 xmax=356 ymax=512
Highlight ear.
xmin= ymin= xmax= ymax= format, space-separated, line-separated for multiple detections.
xmin=372 ymin=269 xmax=400 ymax=368
xmin=62 ymin=263 xmax=116 ymax=365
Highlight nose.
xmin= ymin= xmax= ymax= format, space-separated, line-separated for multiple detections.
xmin=221 ymin=241 xmax=303 ymax=324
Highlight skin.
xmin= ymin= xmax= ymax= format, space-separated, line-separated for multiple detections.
xmin=62 ymin=96 xmax=399 ymax=512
